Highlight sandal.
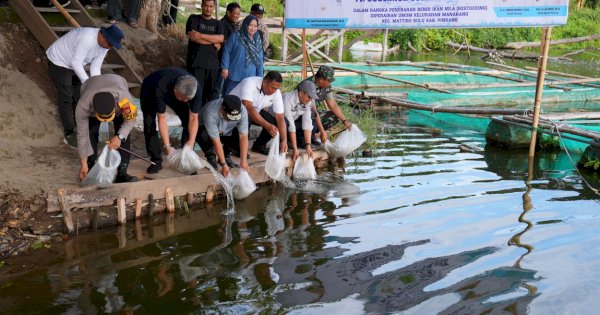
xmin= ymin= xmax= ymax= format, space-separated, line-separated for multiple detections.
xmin=129 ymin=22 xmax=137 ymax=28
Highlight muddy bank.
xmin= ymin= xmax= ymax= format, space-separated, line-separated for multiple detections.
xmin=0 ymin=11 xmax=187 ymax=259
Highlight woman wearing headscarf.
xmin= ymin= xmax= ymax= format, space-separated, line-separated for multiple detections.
xmin=221 ymin=15 xmax=264 ymax=95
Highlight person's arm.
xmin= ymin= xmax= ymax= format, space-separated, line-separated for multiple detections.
xmin=221 ymin=34 xmax=235 ymax=79
xmin=211 ymin=137 xmax=230 ymax=176
xmin=89 ymin=49 xmax=108 ymax=77
xmin=312 ymin=104 xmax=328 ymax=143
xmin=157 ymin=113 xmax=173 ymax=154
xmin=275 ymin=113 xmax=288 ymax=153
xmin=191 ymin=32 xmax=224 ymax=44
xmin=75 ymin=101 xmax=92 ymax=179
xmin=259 ymin=22 xmax=270 ymax=51
xmin=186 ymin=111 xmax=199 ymax=148
xmin=325 ymin=98 xmax=352 ymax=130
xmin=242 ymin=100 xmax=277 ymax=136
xmin=303 ymin=129 xmax=314 ymax=158
xmin=289 ymin=131 xmax=298 ymax=160
xmin=239 ymin=133 xmax=249 ymax=171
xmin=71 ymin=36 xmax=94 ymax=82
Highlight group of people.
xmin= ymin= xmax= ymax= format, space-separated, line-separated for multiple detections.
xmin=44 ymin=1 xmax=353 ymax=186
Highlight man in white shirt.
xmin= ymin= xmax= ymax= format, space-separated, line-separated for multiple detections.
xmin=46 ymin=25 xmax=124 ymax=148
xmin=228 ymin=71 xmax=287 ymax=155
xmin=266 ymin=80 xmax=324 ymax=160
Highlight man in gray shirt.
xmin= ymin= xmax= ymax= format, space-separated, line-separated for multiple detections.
xmin=75 ymin=74 xmax=138 ymax=183
xmin=198 ymin=95 xmax=249 ymax=177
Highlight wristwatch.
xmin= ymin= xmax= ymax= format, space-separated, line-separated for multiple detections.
xmin=117 ymin=134 xmax=126 ymax=141
xmin=162 ymin=143 xmax=171 ymax=150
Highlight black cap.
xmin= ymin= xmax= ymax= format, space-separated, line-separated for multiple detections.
xmin=93 ymin=92 xmax=116 ymax=122
xmin=223 ymin=95 xmax=242 ymax=121
xmin=250 ymin=3 xmax=266 ymax=14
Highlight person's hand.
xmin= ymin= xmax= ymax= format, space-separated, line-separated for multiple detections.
xmin=188 ymin=30 xmax=202 ymax=41
xmin=221 ymin=164 xmax=230 ymax=177
xmin=221 ymin=69 xmax=229 ymax=79
xmin=214 ymin=43 xmax=221 ymax=51
xmin=320 ymin=132 xmax=328 ymax=144
xmin=79 ymin=164 xmax=89 ymax=180
xmin=266 ymin=124 xmax=279 ymax=137
xmin=240 ymin=159 xmax=249 ymax=171
xmin=108 ymin=135 xmax=121 ymax=150
xmin=306 ymin=145 xmax=314 ymax=158
xmin=292 ymin=148 xmax=299 ymax=161
xmin=343 ymin=120 xmax=352 ymax=130
xmin=185 ymin=141 xmax=195 ymax=150
xmin=280 ymin=140 xmax=288 ymax=154
xmin=164 ymin=145 xmax=174 ymax=155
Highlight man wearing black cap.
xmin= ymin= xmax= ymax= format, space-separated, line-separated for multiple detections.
xmin=46 ymin=25 xmax=124 ymax=149
xmin=75 ymin=74 xmax=138 ymax=183
xmin=140 ymin=68 xmax=201 ymax=174
xmin=198 ymin=95 xmax=250 ymax=177
xmin=235 ymin=3 xmax=270 ymax=52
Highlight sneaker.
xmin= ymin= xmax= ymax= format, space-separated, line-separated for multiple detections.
xmin=225 ymin=156 xmax=239 ymax=168
xmin=115 ymin=173 xmax=139 ymax=183
xmin=251 ymin=145 xmax=269 ymax=156
xmin=63 ymin=133 xmax=77 ymax=149
xmin=206 ymin=156 xmax=218 ymax=169
xmin=146 ymin=163 xmax=162 ymax=174
xmin=311 ymin=138 xmax=322 ymax=147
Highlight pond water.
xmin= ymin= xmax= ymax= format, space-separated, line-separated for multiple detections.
xmin=2 ymin=112 xmax=600 ymax=314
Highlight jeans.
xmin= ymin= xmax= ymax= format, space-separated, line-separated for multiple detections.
xmin=107 ymin=0 xmax=141 ymax=22
xmin=48 ymin=60 xmax=81 ymax=137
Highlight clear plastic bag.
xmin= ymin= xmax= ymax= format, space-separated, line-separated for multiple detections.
xmin=81 ymin=145 xmax=121 ymax=188
xmin=167 ymin=145 xmax=209 ymax=175
xmin=226 ymin=169 xmax=257 ymax=200
xmin=324 ymin=124 xmax=367 ymax=158
xmin=265 ymin=134 xmax=287 ymax=180
xmin=293 ymin=154 xmax=317 ymax=180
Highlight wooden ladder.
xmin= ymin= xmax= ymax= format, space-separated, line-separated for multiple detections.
xmin=9 ymin=0 xmax=142 ymax=96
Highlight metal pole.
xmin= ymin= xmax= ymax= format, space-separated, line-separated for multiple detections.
xmin=528 ymin=27 xmax=553 ymax=158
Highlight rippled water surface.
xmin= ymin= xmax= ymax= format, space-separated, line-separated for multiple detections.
xmin=2 ymin=112 xmax=600 ymax=314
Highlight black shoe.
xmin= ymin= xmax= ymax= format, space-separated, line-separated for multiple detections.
xmin=115 ymin=173 xmax=139 ymax=183
xmin=63 ymin=133 xmax=78 ymax=149
xmin=230 ymin=149 xmax=250 ymax=159
xmin=225 ymin=156 xmax=239 ymax=168
xmin=206 ymin=156 xmax=218 ymax=169
xmin=311 ymin=138 xmax=322 ymax=147
xmin=147 ymin=163 xmax=162 ymax=174
xmin=251 ymin=145 xmax=269 ymax=156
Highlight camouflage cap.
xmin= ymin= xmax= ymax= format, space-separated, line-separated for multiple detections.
xmin=316 ymin=65 xmax=335 ymax=82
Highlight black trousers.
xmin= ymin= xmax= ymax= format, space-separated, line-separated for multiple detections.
xmin=253 ymin=110 xmax=289 ymax=149
xmin=187 ymin=67 xmax=218 ymax=106
xmin=197 ymin=126 xmax=240 ymax=159
xmin=293 ymin=117 xmax=313 ymax=147
xmin=87 ymin=116 xmax=131 ymax=171
xmin=141 ymin=98 xmax=192 ymax=166
xmin=48 ymin=60 xmax=81 ymax=137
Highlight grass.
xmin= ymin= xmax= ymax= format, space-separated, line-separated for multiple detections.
xmin=338 ymin=102 xmax=381 ymax=151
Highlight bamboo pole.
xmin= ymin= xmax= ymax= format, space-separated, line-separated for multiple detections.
xmin=301 ymin=29 xmax=307 ymax=79
xmin=329 ymin=65 xmax=454 ymax=94
xmin=524 ymin=66 xmax=600 ymax=89
xmin=49 ymin=0 xmax=80 ymax=28
xmin=529 ymin=27 xmax=553 ymax=158
xmin=486 ymin=61 xmax=571 ymax=91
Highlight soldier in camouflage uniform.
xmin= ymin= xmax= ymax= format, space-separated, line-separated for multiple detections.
xmin=302 ymin=65 xmax=353 ymax=145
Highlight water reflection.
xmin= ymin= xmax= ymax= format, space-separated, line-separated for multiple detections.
xmin=3 ymin=126 xmax=600 ymax=314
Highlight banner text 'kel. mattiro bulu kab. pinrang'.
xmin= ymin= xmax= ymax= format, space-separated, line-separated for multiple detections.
xmin=284 ymin=0 xmax=569 ymax=29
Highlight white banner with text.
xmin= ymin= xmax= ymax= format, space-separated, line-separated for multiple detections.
xmin=284 ymin=0 xmax=569 ymax=29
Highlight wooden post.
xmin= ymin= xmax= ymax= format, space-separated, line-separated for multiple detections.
xmin=282 ymin=29 xmax=288 ymax=62
xmin=529 ymin=27 xmax=553 ymax=158
xmin=382 ymin=29 xmax=389 ymax=61
xmin=57 ymin=188 xmax=74 ymax=234
xmin=148 ymin=193 xmax=154 ymax=217
xmin=215 ymin=0 xmax=219 ymax=18
xmin=134 ymin=198 xmax=142 ymax=219
xmin=325 ymin=33 xmax=331 ymax=55
xmin=117 ymin=198 xmax=126 ymax=225
xmin=165 ymin=188 xmax=175 ymax=212
xmin=302 ymin=29 xmax=308 ymax=79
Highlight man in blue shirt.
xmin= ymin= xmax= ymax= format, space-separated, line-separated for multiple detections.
xmin=198 ymin=95 xmax=249 ymax=177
